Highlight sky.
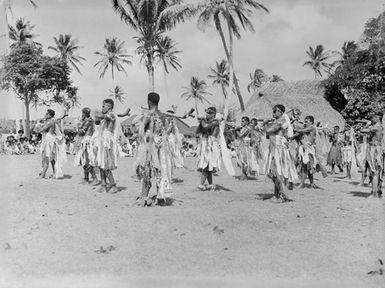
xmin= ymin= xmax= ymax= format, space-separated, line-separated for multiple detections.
xmin=0 ymin=0 xmax=384 ymax=125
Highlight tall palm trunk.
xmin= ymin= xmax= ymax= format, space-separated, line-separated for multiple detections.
xmin=194 ymin=98 xmax=199 ymax=118
xmin=224 ymin=8 xmax=234 ymax=121
xmin=146 ymin=52 xmax=155 ymax=92
xmin=217 ymin=21 xmax=245 ymax=112
xmin=163 ymin=68 xmax=169 ymax=106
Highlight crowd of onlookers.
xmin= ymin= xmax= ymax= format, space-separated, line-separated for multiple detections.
xmin=0 ymin=129 xmax=199 ymax=158
xmin=0 ymin=130 xmax=41 ymax=155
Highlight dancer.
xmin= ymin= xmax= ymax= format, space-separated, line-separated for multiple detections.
xmin=295 ymin=115 xmax=327 ymax=188
xmin=341 ymin=127 xmax=356 ymax=179
xmin=196 ymin=106 xmax=221 ymax=191
xmin=288 ymin=108 xmax=303 ymax=190
xmin=360 ymin=114 xmax=384 ymax=198
xmin=327 ymin=125 xmax=344 ymax=174
xmin=94 ymin=99 xmax=120 ymax=194
xmin=263 ymin=104 xmax=297 ymax=202
xmin=249 ymin=118 xmax=264 ymax=179
xmin=74 ymin=107 xmax=98 ymax=184
xmin=134 ymin=92 xmax=173 ymax=207
xmin=35 ymin=109 xmax=67 ymax=179
xmin=236 ymin=116 xmax=256 ymax=180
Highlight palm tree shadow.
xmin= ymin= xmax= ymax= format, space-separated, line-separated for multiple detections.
xmin=349 ymin=181 xmax=361 ymax=186
xmin=116 ymin=186 xmax=126 ymax=192
xmin=255 ymin=193 xmax=274 ymax=200
xmin=349 ymin=191 xmax=372 ymax=198
xmin=165 ymin=197 xmax=183 ymax=206
xmin=215 ymin=185 xmax=232 ymax=192
xmin=172 ymin=178 xmax=184 ymax=184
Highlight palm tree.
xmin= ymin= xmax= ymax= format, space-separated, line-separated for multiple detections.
xmin=303 ymin=45 xmax=331 ymax=78
xmin=8 ymin=18 xmax=38 ymax=48
xmin=163 ymin=0 xmax=269 ymax=116
xmin=331 ymin=41 xmax=358 ymax=69
xmin=156 ymin=35 xmax=182 ymax=102
xmin=94 ymin=37 xmax=132 ymax=80
xmin=48 ymin=34 xmax=86 ymax=74
xmin=208 ymin=59 xmax=229 ymax=100
xmin=181 ymin=76 xmax=211 ymax=118
xmin=111 ymin=0 xmax=191 ymax=92
xmin=247 ymin=68 xmax=267 ymax=93
xmin=109 ymin=85 xmax=126 ymax=106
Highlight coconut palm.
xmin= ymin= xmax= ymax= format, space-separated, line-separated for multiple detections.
xmin=181 ymin=76 xmax=211 ymax=118
xmin=156 ymin=35 xmax=182 ymax=101
xmin=303 ymin=45 xmax=331 ymax=78
xmin=208 ymin=59 xmax=230 ymax=100
xmin=163 ymin=0 xmax=269 ymax=115
xmin=48 ymin=34 xmax=86 ymax=74
xmin=94 ymin=37 xmax=133 ymax=80
xmin=8 ymin=18 xmax=38 ymax=48
xmin=111 ymin=0 xmax=192 ymax=92
xmin=109 ymin=85 xmax=126 ymax=105
xmin=331 ymin=41 xmax=358 ymax=69
xmin=247 ymin=68 xmax=267 ymax=92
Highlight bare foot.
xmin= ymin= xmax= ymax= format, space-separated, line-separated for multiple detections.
xmin=97 ymin=185 xmax=107 ymax=193
xmin=107 ymin=184 xmax=119 ymax=194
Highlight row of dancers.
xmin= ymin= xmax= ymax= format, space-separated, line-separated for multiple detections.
xmin=34 ymin=92 xmax=384 ymax=207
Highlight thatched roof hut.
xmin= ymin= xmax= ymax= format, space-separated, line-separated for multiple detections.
xmin=242 ymin=80 xmax=345 ymax=128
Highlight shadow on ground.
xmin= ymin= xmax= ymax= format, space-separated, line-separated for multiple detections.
xmin=349 ymin=191 xmax=372 ymax=198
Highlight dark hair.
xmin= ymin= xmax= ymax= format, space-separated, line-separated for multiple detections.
xmin=103 ymin=98 xmax=114 ymax=108
xmin=18 ymin=130 xmax=24 ymax=134
xmin=334 ymin=125 xmax=340 ymax=129
xmin=47 ymin=109 xmax=55 ymax=117
xmin=305 ymin=115 xmax=314 ymax=124
xmin=241 ymin=116 xmax=250 ymax=123
xmin=82 ymin=107 xmax=91 ymax=116
xmin=273 ymin=104 xmax=285 ymax=113
xmin=251 ymin=118 xmax=257 ymax=122
xmin=148 ymin=92 xmax=160 ymax=105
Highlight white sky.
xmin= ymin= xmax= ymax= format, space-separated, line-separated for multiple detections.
xmin=1 ymin=0 xmax=384 ymax=125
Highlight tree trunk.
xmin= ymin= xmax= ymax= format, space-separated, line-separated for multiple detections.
xmin=221 ymin=84 xmax=227 ymax=103
xmin=217 ymin=21 xmax=245 ymax=112
xmin=164 ymin=68 xmax=169 ymax=107
xmin=195 ymin=99 xmax=199 ymax=119
xmin=147 ymin=53 xmax=155 ymax=93
xmin=25 ymin=98 xmax=30 ymax=139
xmin=21 ymin=102 xmax=25 ymax=132
xmin=224 ymin=7 xmax=234 ymax=121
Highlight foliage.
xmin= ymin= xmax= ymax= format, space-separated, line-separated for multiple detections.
xmin=8 ymin=18 xmax=39 ymax=48
xmin=1 ymin=43 xmax=77 ymax=136
xmin=109 ymin=85 xmax=126 ymax=104
xmin=94 ymin=37 xmax=132 ymax=80
xmin=303 ymin=45 xmax=331 ymax=78
xmin=49 ymin=34 xmax=86 ymax=74
xmin=323 ymin=10 xmax=385 ymax=125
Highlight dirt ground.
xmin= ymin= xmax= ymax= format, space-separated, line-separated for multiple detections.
xmin=0 ymin=154 xmax=384 ymax=288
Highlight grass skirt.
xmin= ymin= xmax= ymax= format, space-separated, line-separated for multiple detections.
xmin=265 ymin=135 xmax=298 ymax=182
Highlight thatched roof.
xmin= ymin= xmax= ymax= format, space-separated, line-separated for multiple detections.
xmin=242 ymin=80 xmax=345 ymax=128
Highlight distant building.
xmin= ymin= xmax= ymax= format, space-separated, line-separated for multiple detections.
xmin=240 ymin=79 xmax=345 ymax=128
